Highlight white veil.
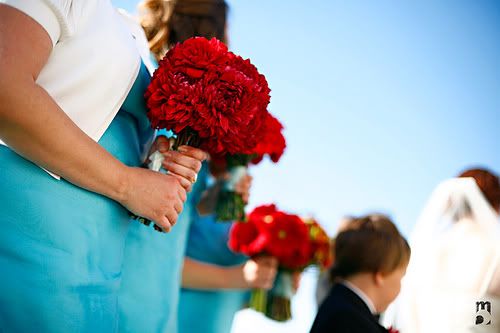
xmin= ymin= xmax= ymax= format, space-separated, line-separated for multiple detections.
xmin=410 ymin=177 xmax=499 ymax=249
xmin=384 ymin=177 xmax=500 ymax=333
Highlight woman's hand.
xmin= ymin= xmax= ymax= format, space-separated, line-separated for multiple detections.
xmin=181 ymin=256 xmax=277 ymax=290
xmin=242 ymin=256 xmax=278 ymax=290
xmin=292 ymin=271 xmax=302 ymax=293
xmin=151 ymin=136 xmax=207 ymax=192
xmin=118 ymin=167 xmax=187 ymax=232
xmin=234 ymin=173 xmax=253 ymax=204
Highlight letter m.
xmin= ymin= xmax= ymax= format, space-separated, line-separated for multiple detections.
xmin=476 ymin=301 xmax=491 ymax=314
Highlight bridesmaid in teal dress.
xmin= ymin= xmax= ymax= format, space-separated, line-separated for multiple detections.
xmin=0 ymin=1 xmax=174 ymax=331
xmin=177 ymin=164 xmax=281 ymax=333
xmin=178 ymin=212 xmax=250 ymax=333
xmin=0 ymin=60 xmax=152 ymax=332
xmin=0 ymin=2 xmax=205 ymax=330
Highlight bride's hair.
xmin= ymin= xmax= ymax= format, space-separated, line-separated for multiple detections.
xmin=330 ymin=214 xmax=410 ymax=282
xmin=139 ymin=0 xmax=228 ymax=61
xmin=458 ymin=167 xmax=500 ymax=212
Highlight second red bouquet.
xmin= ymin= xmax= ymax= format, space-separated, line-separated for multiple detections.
xmin=214 ymin=113 xmax=286 ymax=222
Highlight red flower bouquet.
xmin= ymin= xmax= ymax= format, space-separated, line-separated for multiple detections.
xmin=145 ymin=37 xmax=269 ymax=154
xmin=229 ymin=205 xmax=329 ymax=321
xmin=215 ymin=113 xmax=286 ymax=221
xmin=133 ymin=37 xmax=270 ymax=229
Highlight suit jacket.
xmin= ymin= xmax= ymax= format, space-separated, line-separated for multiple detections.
xmin=310 ymin=283 xmax=389 ymax=333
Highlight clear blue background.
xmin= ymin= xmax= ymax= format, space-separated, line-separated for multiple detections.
xmin=113 ymin=0 xmax=500 ymax=330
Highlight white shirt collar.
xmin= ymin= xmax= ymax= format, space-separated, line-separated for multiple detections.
xmin=340 ymin=280 xmax=377 ymax=315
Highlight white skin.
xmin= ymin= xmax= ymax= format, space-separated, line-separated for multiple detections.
xmin=345 ymin=264 xmax=408 ymax=313
xmin=0 ymin=5 xmax=206 ymax=232
xmin=182 ymin=256 xmax=278 ymax=290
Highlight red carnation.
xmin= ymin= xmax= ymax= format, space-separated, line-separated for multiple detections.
xmin=252 ymin=113 xmax=287 ymax=164
xmin=145 ymin=37 xmax=270 ymax=155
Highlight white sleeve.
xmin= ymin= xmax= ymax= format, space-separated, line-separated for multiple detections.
xmin=116 ymin=8 xmax=157 ymax=75
xmin=1 ymin=0 xmax=74 ymax=45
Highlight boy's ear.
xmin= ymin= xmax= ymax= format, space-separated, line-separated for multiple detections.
xmin=373 ymin=271 xmax=384 ymax=286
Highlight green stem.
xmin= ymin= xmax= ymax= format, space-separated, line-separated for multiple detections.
xmin=250 ymin=288 xmax=268 ymax=314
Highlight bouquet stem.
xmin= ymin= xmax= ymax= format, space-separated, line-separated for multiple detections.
xmin=215 ymin=190 xmax=246 ymax=221
xmin=249 ymin=288 xmax=268 ymax=314
xmin=261 ymin=270 xmax=294 ymax=321
xmin=266 ymin=293 xmax=292 ymax=322
xmin=215 ymin=154 xmax=254 ymax=222
xmin=172 ymin=127 xmax=201 ymax=150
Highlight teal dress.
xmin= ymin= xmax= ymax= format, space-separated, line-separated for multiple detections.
xmin=0 ymin=63 xmax=153 ymax=332
xmin=118 ymin=159 xmax=208 ymax=333
xmin=177 ymin=202 xmax=250 ymax=333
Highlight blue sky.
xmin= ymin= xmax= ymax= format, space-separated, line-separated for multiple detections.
xmin=113 ymin=0 xmax=500 ymax=330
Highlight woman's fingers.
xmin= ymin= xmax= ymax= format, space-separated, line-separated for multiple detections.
xmin=234 ymin=174 xmax=252 ymax=203
xmin=177 ymin=145 xmax=208 ymax=161
xmin=163 ymin=159 xmax=198 ymax=183
xmin=173 ymin=199 xmax=184 ymax=215
xmin=167 ymin=173 xmax=193 ymax=192
xmin=258 ymin=266 xmax=277 ymax=289
xmin=156 ymin=215 xmax=172 ymax=233
xmin=259 ymin=256 xmax=278 ymax=268
xmin=164 ymin=208 xmax=178 ymax=230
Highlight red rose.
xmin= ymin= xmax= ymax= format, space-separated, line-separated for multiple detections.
xmin=145 ymin=37 xmax=270 ymax=155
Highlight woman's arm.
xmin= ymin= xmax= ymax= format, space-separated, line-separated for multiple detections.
xmin=0 ymin=5 xmax=190 ymax=231
xmin=182 ymin=256 xmax=277 ymax=290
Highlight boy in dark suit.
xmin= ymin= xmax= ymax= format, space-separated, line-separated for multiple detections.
xmin=310 ymin=214 xmax=410 ymax=333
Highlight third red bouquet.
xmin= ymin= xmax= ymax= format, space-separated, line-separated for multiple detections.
xmin=229 ymin=204 xmax=330 ymax=321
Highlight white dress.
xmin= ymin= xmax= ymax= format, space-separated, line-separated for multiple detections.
xmin=384 ymin=178 xmax=500 ymax=333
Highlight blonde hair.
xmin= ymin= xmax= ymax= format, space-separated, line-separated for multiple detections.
xmin=139 ymin=0 xmax=228 ymax=62
xmin=139 ymin=0 xmax=176 ymax=61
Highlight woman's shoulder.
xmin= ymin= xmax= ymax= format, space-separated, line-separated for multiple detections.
xmin=2 ymin=0 xmax=96 ymax=44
